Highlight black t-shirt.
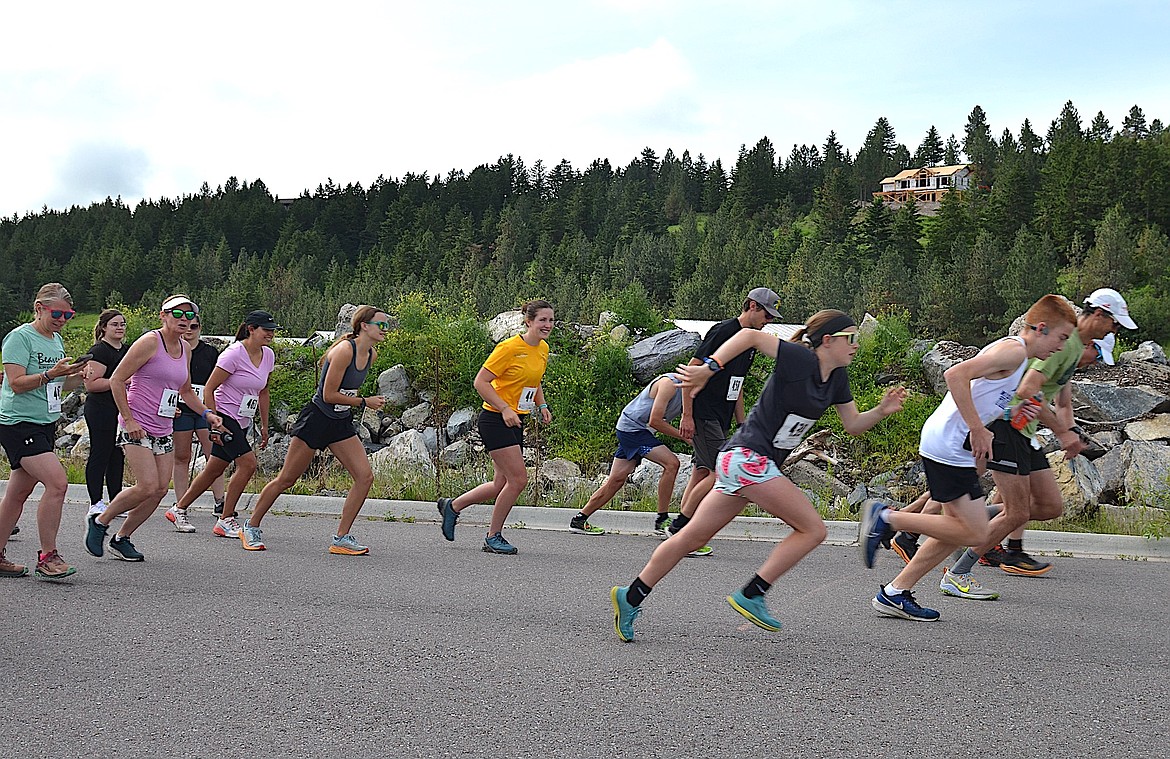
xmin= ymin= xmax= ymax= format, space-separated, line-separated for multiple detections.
xmin=727 ymin=340 xmax=853 ymax=465
xmin=83 ymin=340 xmax=129 ymax=413
xmin=691 ymin=318 xmax=756 ymax=428
xmin=178 ymin=340 xmax=220 ymax=413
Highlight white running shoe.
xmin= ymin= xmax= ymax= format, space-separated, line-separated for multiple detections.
xmin=213 ymin=515 xmax=242 ymax=538
xmin=164 ymin=504 xmax=197 ymax=533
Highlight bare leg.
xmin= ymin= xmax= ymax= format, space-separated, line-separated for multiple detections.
xmin=579 ymin=457 xmax=638 ymax=518
xmin=248 ymin=437 xmax=316 ymax=527
xmin=327 ymin=437 xmax=375 ymax=536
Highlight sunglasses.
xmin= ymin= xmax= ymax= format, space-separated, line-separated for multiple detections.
xmin=167 ymin=309 xmax=197 ymax=320
xmin=829 ymin=331 xmax=859 ymax=345
xmin=47 ymin=309 xmax=77 ymax=320
xmin=367 ymin=321 xmax=391 ymax=331
xmin=189 ymin=323 xmax=201 ymax=329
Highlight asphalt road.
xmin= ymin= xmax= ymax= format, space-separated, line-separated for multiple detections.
xmin=2 ymin=506 xmax=1167 ymax=759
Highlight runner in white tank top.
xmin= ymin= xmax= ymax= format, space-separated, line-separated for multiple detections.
xmin=859 ymin=295 xmax=1075 ymax=622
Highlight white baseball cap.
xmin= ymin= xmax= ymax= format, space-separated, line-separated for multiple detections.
xmin=161 ymin=295 xmax=199 ymax=314
xmin=1093 ymin=332 xmax=1116 ymax=365
xmin=1085 ymin=288 xmax=1136 ymax=329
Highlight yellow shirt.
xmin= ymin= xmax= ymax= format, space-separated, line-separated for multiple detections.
xmin=481 ymin=334 xmax=549 ymax=414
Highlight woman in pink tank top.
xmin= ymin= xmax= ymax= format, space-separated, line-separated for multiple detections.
xmin=84 ymin=295 xmax=225 ymax=563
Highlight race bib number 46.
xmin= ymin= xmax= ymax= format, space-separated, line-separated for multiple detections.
xmin=157 ymin=389 xmax=179 ymax=418
xmin=239 ymin=394 xmax=260 ymax=420
xmin=47 ymin=382 xmax=63 ymax=414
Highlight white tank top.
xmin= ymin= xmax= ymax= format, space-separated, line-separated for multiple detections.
xmin=919 ymin=336 xmax=1028 ymax=467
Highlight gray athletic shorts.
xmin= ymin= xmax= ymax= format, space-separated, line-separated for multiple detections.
xmin=691 ymin=418 xmax=729 ymax=470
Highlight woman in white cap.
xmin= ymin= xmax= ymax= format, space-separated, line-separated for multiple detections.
xmin=167 ymin=310 xmax=278 ymax=538
xmin=85 ymin=295 xmax=225 ymax=562
xmin=168 ymin=313 xmax=225 ymax=529
xmin=0 ymin=283 xmax=91 ymax=580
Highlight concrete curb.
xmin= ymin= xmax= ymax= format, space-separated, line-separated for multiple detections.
xmin=3 ymin=482 xmax=1161 ymax=562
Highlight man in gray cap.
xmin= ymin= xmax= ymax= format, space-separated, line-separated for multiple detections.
xmin=667 ymin=287 xmax=781 ymax=554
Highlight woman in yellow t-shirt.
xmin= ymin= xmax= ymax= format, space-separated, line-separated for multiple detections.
xmin=437 ymin=300 xmax=553 ymax=555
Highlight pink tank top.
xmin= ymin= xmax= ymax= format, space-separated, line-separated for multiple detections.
xmin=122 ymin=330 xmax=190 ymax=437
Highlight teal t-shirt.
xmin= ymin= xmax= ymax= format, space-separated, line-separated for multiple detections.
xmin=1014 ymin=329 xmax=1084 ymax=439
xmin=0 ymin=323 xmax=66 ymax=425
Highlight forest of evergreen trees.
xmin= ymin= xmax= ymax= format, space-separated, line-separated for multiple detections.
xmin=2 ymin=101 xmax=1168 ymax=346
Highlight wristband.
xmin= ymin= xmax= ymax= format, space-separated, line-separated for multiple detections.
xmin=537 ymin=403 xmax=548 ymax=410
xmin=42 ymin=372 xmax=50 ymax=385
xmin=359 ymin=398 xmax=367 ymax=411
xmin=702 ymin=356 xmax=723 ymax=373
xmin=202 ymin=409 xmax=212 ymax=420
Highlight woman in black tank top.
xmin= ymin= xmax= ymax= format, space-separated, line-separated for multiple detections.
xmin=241 ymin=306 xmax=390 ymax=555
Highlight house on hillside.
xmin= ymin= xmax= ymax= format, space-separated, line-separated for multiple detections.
xmin=873 ymin=164 xmax=973 ymax=203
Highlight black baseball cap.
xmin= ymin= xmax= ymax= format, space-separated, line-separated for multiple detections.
xmin=244 ymin=310 xmax=281 ymax=330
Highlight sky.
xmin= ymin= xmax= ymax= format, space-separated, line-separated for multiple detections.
xmin=3 ymin=0 xmax=1169 ymax=218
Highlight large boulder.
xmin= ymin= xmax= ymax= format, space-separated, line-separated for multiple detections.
xmin=785 ymin=460 xmax=852 ymax=500
xmin=333 ymin=303 xmax=359 ymax=337
xmin=1122 ymin=440 xmax=1170 ymax=509
xmin=538 ymin=458 xmax=583 ymax=489
xmin=401 ymin=401 xmax=432 ymax=429
xmin=1070 ymin=381 xmax=1170 ymax=422
xmin=256 ymin=435 xmax=291 ymax=474
xmin=921 ymin=341 xmax=978 ymax=395
xmin=487 ymin=311 xmax=525 ymax=343
xmin=446 ymin=407 xmax=478 ymax=440
xmin=376 ymin=365 xmax=413 ymax=407
xmin=627 ymin=329 xmax=701 ymax=383
xmin=1119 ymin=341 xmax=1168 ymax=366
xmin=1047 ymin=453 xmax=1104 ymax=518
xmin=439 ymin=439 xmax=473 ymax=467
xmin=371 ymin=429 xmax=435 ymax=477
xmin=1124 ymin=414 xmax=1170 ymax=442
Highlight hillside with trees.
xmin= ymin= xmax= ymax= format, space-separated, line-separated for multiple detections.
xmin=2 ymin=101 xmax=1168 ymax=346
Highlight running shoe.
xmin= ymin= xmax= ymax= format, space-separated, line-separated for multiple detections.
xmin=165 ymin=505 xmax=196 ymax=533
xmin=653 ymin=515 xmax=671 ymax=539
xmin=239 ymin=523 xmax=265 ymax=551
xmin=85 ymin=513 xmax=108 ymax=557
xmin=569 ymin=515 xmax=605 ymax=535
xmin=483 ymin=532 xmax=517 ymax=555
xmin=859 ymin=501 xmax=891 ymax=568
xmin=939 ymin=568 xmax=999 ymax=600
xmin=979 ymin=544 xmax=1008 ymax=567
xmin=329 ymin=534 xmax=369 ymax=555
xmin=35 ymin=550 xmax=76 ymax=580
xmin=610 ymin=586 xmax=641 ymax=642
xmin=727 ymin=589 xmax=782 ymax=631
xmin=998 ymin=549 xmax=1053 ymax=577
xmin=687 ymin=545 xmax=714 ymax=557
xmin=891 ymin=531 xmax=919 ymax=564
xmin=108 ymin=535 xmax=144 ymax=562
xmin=8 ymin=525 xmax=17 ymax=536
xmin=0 ymin=549 xmax=28 ymax=578
xmin=213 ymin=515 xmax=242 ymax=538
xmin=872 ymin=586 xmax=940 ymax=621
xmin=437 ymin=497 xmax=458 ymax=541
xmin=86 ymin=501 xmax=105 ymax=518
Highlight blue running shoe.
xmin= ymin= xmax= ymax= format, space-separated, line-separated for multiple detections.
xmin=871 ymin=586 xmax=940 ymax=621
xmin=610 ymin=586 xmax=642 ymax=642
xmin=84 ymin=514 xmax=108 ymax=557
xmin=859 ymin=500 xmax=891 ymax=569
xmin=108 ymin=535 xmax=144 ymax=562
xmin=437 ymin=497 xmax=458 ymax=541
xmin=482 ymin=531 xmax=517 ymax=555
xmin=727 ymin=589 xmax=782 ymax=631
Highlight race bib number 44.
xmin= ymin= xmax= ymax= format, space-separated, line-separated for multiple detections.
xmin=157 ymin=389 xmax=179 ymax=418
xmin=771 ymin=413 xmax=817 ymax=450
xmin=517 ymin=386 xmax=538 ymax=412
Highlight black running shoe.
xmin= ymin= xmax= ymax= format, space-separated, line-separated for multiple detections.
xmin=998 ymin=549 xmax=1052 ymax=576
xmin=979 ymin=544 xmax=1008 ymax=567
xmin=890 ymin=531 xmax=919 ymax=564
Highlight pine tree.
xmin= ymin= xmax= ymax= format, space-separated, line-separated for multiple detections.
xmin=914 ymin=126 xmax=945 ymax=167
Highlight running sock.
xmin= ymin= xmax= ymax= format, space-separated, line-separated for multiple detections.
xmin=573 ymin=511 xmax=588 ymax=522
xmin=626 ymin=577 xmax=652 ymax=607
xmin=884 ymin=583 xmax=906 ymax=596
xmin=950 ymin=548 xmax=980 ymax=575
xmin=671 ymin=513 xmax=691 ymax=531
xmin=742 ymin=574 xmax=772 ymax=599
xmin=654 ymin=513 xmax=670 ymax=526
xmin=1007 ymin=538 xmax=1024 ymax=552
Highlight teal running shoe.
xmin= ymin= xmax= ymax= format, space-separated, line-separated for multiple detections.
xmin=610 ymin=586 xmax=642 ymax=642
xmin=727 ymin=589 xmax=782 ymax=631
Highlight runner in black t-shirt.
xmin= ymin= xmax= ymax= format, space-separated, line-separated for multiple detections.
xmin=610 ymin=310 xmax=908 ymax=641
xmin=668 ymin=287 xmax=779 ymax=556
xmin=83 ymin=309 xmax=129 ymax=517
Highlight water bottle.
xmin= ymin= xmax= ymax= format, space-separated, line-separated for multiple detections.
xmin=1010 ymin=392 xmax=1044 ymax=430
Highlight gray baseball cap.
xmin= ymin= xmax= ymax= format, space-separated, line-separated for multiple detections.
xmin=747 ymin=287 xmax=781 ymax=318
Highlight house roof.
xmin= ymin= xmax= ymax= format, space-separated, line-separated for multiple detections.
xmin=879 ymin=163 xmax=972 ymax=184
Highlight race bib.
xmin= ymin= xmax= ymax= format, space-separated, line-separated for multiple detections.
xmin=239 ymin=394 xmax=260 ymax=420
xmin=771 ymin=413 xmax=817 ymax=450
xmin=725 ymin=376 xmax=745 ymax=402
xmin=335 ymin=388 xmax=358 ymax=413
xmin=157 ymin=388 xmax=180 ymax=418
xmin=191 ymin=384 xmax=205 ymax=402
xmin=517 ymin=386 xmax=538 ymax=412
xmin=47 ymin=382 xmax=63 ymax=414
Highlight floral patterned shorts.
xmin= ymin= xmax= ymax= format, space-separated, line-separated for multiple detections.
xmin=714 ymin=446 xmax=785 ymax=495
